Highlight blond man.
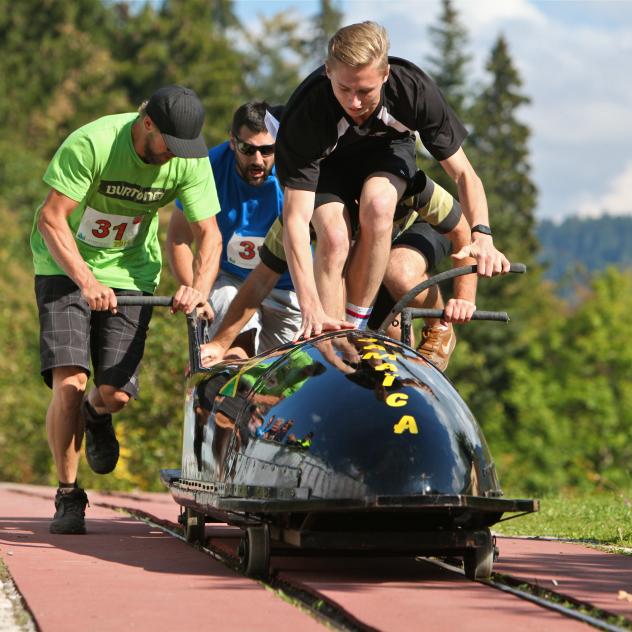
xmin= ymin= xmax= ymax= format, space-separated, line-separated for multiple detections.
xmin=276 ymin=21 xmax=509 ymax=343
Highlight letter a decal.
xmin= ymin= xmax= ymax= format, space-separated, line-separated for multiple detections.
xmin=393 ymin=415 xmax=418 ymax=434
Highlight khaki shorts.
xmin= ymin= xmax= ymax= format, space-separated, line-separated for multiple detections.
xmin=208 ymin=271 xmax=301 ymax=353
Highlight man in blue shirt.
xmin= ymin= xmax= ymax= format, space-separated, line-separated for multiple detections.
xmin=167 ymin=102 xmax=301 ymax=355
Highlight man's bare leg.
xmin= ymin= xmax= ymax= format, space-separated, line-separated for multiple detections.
xmin=47 ymin=366 xmax=90 ymax=534
xmin=47 ymin=366 xmax=88 ymax=484
xmin=381 ymin=245 xmax=443 ymax=341
xmin=311 ymin=201 xmax=352 ymax=319
xmin=345 ymin=173 xmax=406 ymax=327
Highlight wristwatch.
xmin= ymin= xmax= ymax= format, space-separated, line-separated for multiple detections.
xmin=471 ymin=224 xmax=493 ymax=236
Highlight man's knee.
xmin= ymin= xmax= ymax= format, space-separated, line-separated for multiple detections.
xmin=51 ymin=368 xmax=88 ymax=405
xmin=314 ymin=222 xmax=350 ymax=270
xmin=97 ymin=385 xmax=131 ymax=413
xmin=360 ymin=193 xmax=397 ymax=236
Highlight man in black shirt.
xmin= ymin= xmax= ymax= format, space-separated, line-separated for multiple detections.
xmin=276 ymin=21 xmax=509 ymax=340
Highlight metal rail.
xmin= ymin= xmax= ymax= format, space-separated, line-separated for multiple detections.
xmin=94 ymin=495 xmax=630 ymax=632
xmin=425 ymin=557 xmax=631 ymax=631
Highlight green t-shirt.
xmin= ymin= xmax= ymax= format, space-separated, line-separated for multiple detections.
xmin=30 ymin=113 xmax=220 ymax=292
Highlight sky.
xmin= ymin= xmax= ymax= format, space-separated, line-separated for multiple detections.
xmin=234 ymin=0 xmax=632 ymax=222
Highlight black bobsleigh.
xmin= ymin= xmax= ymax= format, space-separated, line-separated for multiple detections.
xmin=120 ymin=264 xmax=538 ymax=580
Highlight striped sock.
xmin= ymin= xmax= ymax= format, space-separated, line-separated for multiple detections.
xmin=345 ymin=303 xmax=373 ymax=330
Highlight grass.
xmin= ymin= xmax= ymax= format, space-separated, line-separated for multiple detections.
xmin=493 ymin=490 xmax=632 ymax=550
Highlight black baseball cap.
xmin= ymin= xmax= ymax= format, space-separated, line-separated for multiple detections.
xmin=145 ymin=85 xmax=208 ymax=158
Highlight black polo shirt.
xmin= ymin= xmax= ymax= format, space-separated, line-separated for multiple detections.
xmin=275 ymin=56 xmax=468 ymax=191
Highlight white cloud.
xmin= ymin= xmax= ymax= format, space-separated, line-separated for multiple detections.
xmin=459 ymin=0 xmax=545 ymax=30
xmin=576 ymin=162 xmax=632 ymax=218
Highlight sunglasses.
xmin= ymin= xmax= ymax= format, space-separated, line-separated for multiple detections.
xmin=234 ymin=135 xmax=275 ymax=157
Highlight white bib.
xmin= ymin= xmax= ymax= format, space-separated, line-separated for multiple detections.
xmin=226 ymin=234 xmax=264 ymax=270
xmin=76 ymin=206 xmax=145 ymax=249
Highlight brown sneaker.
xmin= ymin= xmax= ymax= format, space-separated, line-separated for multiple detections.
xmin=416 ymin=323 xmax=456 ymax=371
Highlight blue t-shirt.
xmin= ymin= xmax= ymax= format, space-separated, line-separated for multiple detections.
xmin=178 ymin=141 xmax=293 ymax=291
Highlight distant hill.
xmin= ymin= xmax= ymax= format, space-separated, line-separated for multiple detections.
xmin=537 ymin=214 xmax=632 ymax=281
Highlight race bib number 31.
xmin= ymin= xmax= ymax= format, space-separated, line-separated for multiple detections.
xmin=76 ymin=206 xmax=145 ymax=249
xmin=226 ymin=234 xmax=264 ymax=270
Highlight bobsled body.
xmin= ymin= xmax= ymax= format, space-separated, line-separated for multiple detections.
xmin=183 ymin=330 xmax=499 ymax=497
xmin=163 ymin=330 xmax=535 ymax=539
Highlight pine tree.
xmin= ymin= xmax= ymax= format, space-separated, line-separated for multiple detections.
xmin=468 ymin=35 xmax=538 ymax=263
xmin=109 ymin=0 xmax=247 ymax=146
xmin=308 ymin=0 xmax=343 ymax=69
xmin=0 ymin=0 xmax=128 ymax=213
xmin=419 ymin=0 xmax=472 ymax=196
xmin=241 ymin=11 xmax=310 ymax=105
xmin=425 ymin=0 xmax=470 ymax=119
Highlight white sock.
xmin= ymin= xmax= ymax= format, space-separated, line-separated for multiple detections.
xmin=345 ymin=302 xmax=373 ymax=330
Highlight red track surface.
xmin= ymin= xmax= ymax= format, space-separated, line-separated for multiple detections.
xmin=2 ymin=483 xmax=631 ymax=631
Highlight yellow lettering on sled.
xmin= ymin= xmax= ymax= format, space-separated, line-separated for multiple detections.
xmin=362 ymin=344 xmax=386 ymax=350
xmin=356 ymin=337 xmax=378 ymax=343
xmin=374 ymin=363 xmax=398 ymax=372
xmin=393 ymin=415 xmax=418 ymax=434
xmin=382 ymin=374 xmax=396 ymax=387
xmin=386 ymin=393 xmax=409 ymax=407
xmin=362 ymin=352 xmax=396 ymax=361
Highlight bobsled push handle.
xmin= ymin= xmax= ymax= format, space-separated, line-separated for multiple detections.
xmin=115 ymin=295 xmax=174 ymax=306
xmin=377 ymin=263 xmax=527 ymax=333
xmin=113 ymin=295 xmax=204 ymax=371
xmin=406 ymin=309 xmax=510 ymax=322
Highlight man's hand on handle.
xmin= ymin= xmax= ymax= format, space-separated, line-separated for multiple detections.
xmin=195 ymin=301 xmax=215 ymax=321
xmin=82 ymin=278 xmax=118 ymax=313
xmin=200 ymin=341 xmax=227 ymax=368
xmin=171 ymin=285 xmax=206 ymax=314
xmin=452 ymin=234 xmax=511 ymax=276
xmin=442 ymin=298 xmax=476 ymax=325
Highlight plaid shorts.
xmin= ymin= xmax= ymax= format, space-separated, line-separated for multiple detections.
xmin=34 ymin=275 xmax=153 ymax=397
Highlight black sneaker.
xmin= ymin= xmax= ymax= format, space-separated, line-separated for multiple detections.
xmin=83 ymin=399 xmax=119 ymax=474
xmin=50 ymin=488 xmax=89 ymax=534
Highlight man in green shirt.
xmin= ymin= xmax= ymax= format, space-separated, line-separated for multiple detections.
xmin=31 ymin=85 xmax=222 ymax=534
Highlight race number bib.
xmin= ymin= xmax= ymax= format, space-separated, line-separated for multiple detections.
xmin=226 ymin=234 xmax=264 ymax=270
xmin=76 ymin=206 xmax=145 ymax=249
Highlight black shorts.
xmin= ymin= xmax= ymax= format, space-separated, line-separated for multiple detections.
xmin=314 ymin=136 xmax=417 ymax=221
xmin=34 ymin=275 xmax=153 ymax=397
xmin=368 ymin=221 xmax=451 ymax=330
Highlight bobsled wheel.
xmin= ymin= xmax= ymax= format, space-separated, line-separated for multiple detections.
xmin=238 ymin=524 xmax=270 ymax=579
xmin=184 ymin=507 xmax=206 ymax=545
xmin=463 ymin=528 xmax=494 ymax=580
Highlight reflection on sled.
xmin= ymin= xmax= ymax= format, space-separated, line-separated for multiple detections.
xmin=157 ymin=265 xmax=537 ymax=581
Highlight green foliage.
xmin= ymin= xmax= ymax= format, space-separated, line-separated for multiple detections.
xmin=241 ymin=11 xmax=310 ymax=105
xmin=0 ymin=203 xmax=51 ymax=484
xmin=108 ymin=0 xmax=247 ymax=146
xmin=443 ymin=34 xmax=546 ymax=494
xmin=0 ymin=0 xmax=129 ymax=214
xmin=468 ymin=35 xmax=538 ymax=264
